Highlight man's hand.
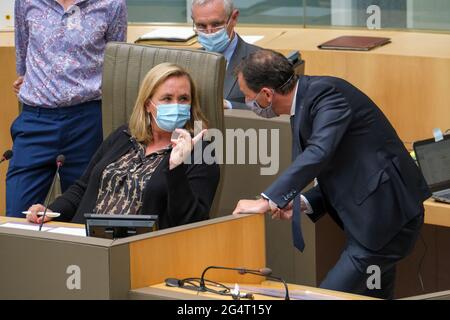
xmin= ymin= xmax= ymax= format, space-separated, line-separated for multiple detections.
xmin=232 ymin=198 xmax=270 ymax=215
xmin=270 ymin=200 xmax=293 ymax=220
xmin=13 ymin=76 xmax=24 ymax=94
xmin=270 ymin=197 xmax=310 ymax=221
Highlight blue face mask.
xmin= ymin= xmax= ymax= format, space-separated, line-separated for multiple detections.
xmin=197 ymin=28 xmax=231 ymax=53
xmin=151 ymin=102 xmax=191 ymax=132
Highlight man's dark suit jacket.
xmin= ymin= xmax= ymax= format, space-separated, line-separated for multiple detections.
xmin=264 ymin=76 xmax=430 ymax=251
xmin=224 ymin=34 xmax=260 ymax=110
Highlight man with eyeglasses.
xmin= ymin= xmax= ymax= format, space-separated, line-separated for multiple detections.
xmin=191 ymin=0 xmax=261 ymax=110
xmin=232 ymin=49 xmax=430 ymax=299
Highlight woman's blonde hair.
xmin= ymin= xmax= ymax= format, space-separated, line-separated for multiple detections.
xmin=129 ymin=62 xmax=208 ymax=144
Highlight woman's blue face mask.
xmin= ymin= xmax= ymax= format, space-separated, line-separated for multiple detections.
xmin=150 ymin=101 xmax=191 ymax=132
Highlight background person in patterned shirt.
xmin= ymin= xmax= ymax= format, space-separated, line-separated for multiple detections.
xmin=7 ymin=0 xmax=127 ymax=217
xmin=26 ymin=63 xmax=220 ymax=229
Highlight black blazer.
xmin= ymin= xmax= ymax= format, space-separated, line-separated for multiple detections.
xmin=264 ymin=76 xmax=430 ymax=251
xmin=224 ymin=34 xmax=261 ymax=110
xmin=49 ymin=126 xmax=220 ymax=228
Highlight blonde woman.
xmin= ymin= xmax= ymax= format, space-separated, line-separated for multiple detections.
xmin=26 ymin=63 xmax=220 ymax=228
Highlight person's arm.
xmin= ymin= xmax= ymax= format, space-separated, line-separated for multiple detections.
xmin=48 ymin=128 xmax=123 ymax=221
xmin=164 ymin=150 xmax=220 ymax=227
xmin=106 ymin=0 xmax=128 ymax=42
xmin=14 ymin=1 xmax=28 ymax=78
xmin=263 ymin=83 xmax=352 ymax=209
xmin=301 ymin=185 xmax=327 ymax=223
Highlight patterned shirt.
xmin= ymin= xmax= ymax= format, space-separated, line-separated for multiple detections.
xmin=94 ymin=138 xmax=171 ymax=216
xmin=15 ymin=0 xmax=127 ymax=107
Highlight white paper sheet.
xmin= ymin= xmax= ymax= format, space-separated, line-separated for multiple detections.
xmin=241 ymin=35 xmax=264 ymax=44
xmin=47 ymin=227 xmax=86 ymax=237
xmin=0 ymin=222 xmax=51 ymax=232
xmin=138 ymin=28 xmax=196 ymax=41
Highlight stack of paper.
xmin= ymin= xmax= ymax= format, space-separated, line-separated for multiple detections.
xmin=136 ymin=27 xmax=197 ymax=46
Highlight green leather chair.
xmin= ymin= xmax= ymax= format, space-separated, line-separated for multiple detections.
xmin=101 ymin=42 xmax=227 ymax=218
xmin=101 ymin=42 xmax=226 ymax=139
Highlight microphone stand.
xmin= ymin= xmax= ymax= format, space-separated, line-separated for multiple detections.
xmin=39 ymin=157 xmax=64 ymax=231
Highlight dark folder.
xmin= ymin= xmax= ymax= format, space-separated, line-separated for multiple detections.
xmin=318 ymin=36 xmax=391 ymax=51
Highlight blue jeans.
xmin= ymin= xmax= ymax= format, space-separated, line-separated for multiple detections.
xmin=6 ymin=101 xmax=103 ymax=217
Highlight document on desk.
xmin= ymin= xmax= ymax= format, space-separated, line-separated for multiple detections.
xmin=47 ymin=227 xmax=86 ymax=237
xmin=241 ymin=35 xmax=264 ymax=44
xmin=137 ymin=27 xmax=196 ymax=42
xmin=0 ymin=223 xmax=86 ymax=236
xmin=0 ymin=222 xmax=52 ymax=232
xmin=239 ymin=285 xmax=345 ymax=300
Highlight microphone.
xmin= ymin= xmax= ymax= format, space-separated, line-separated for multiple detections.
xmin=199 ymin=265 xmax=289 ymax=300
xmin=0 ymin=150 xmax=13 ymax=164
xmin=39 ymin=154 xmax=65 ymax=231
xmin=240 ymin=268 xmax=290 ymax=300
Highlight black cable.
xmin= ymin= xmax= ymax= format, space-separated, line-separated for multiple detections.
xmin=417 ymin=233 xmax=427 ymax=292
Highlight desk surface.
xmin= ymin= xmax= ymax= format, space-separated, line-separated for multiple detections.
xmin=265 ymin=27 xmax=450 ymax=59
xmin=3 ymin=25 xmax=450 ymax=58
xmin=424 ymin=199 xmax=450 ymax=228
xmin=131 ymin=280 xmax=377 ymax=300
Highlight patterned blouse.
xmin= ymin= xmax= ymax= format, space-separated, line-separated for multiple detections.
xmin=94 ymin=138 xmax=171 ymax=215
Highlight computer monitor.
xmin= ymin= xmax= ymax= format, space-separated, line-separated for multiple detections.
xmin=84 ymin=214 xmax=158 ymax=239
xmin=413 ymin=134 xmax=450 ymax=192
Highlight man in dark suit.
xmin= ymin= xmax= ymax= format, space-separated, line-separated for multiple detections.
xmin=191 ymin=0 xmax=260 ymax=109
xmin=232 ymin=49 xmax=431 ymax=299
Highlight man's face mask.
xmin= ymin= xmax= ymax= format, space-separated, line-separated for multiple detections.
xmin=246 ymin=89 xmax=278 ymax=118
xmin=195 ymin=16 xmax=232 ymax=53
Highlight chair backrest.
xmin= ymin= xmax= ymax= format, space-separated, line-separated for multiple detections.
xmin=101 ymin=42 xmax=227 ymax=218
xmin=102 ymin=42 xmax=226 ymax=137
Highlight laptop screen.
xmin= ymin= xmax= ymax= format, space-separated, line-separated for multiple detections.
xmin=414 ymin=136 xmax=450 ymax=192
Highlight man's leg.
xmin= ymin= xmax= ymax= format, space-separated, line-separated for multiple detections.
xmin=58 ymin=101 xmax=103 ymax=192
xmin=320 ymin=214 xmax=423 ymax=299
xmin=6 ymin=109 xmax=59 ymax=217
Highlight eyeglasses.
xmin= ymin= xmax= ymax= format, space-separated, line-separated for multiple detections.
xmin=192 ymin=15 xmax=232 ymax=34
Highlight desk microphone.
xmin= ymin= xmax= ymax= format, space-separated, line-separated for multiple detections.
xmin=0 ymin=150 xmax=13 ymax=164
xmin=39 ymin=154 xmax=65 ymax=231
xmin=240 ymin=268 xmax=290 ymax=300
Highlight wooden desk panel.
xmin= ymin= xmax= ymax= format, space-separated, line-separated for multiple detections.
xmin=0 ymin=44 xmax=18 ymax=215
xmin=129 ymin=214 xmax=266 ymax=290
xmin=424 ymin=199 xmax=450 ymax=227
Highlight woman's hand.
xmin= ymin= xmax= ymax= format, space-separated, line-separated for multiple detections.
xmin=169 ymin=128 xmax=206 ymax=170
xmin=26 ymin=204 xmax=53 ymax=224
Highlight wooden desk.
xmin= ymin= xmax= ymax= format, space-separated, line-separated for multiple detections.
xmin=127 ymin=24 xmax=285 ymax=48
xmin=130 ymin=280 xmax=376 ymax=300
xmin=424 ymin=199 xmax=450 ymax=228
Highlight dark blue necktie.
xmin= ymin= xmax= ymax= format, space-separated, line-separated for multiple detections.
xmin=292 ymin=197 xmax=305 ymax=251
xmin=290 ymin=115 xmax=305 ymax=252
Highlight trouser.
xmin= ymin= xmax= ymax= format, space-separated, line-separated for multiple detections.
xmin=319 ymin=213 xmax=424 ymax=299
xmin=6 ymin=101 xmax=103 ymax=217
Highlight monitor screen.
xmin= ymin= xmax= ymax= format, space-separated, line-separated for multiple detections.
xmin=414 ymin=136 xmax=450 ymax=191
xmin=84 ymin=214 xmax=158 ymax=239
